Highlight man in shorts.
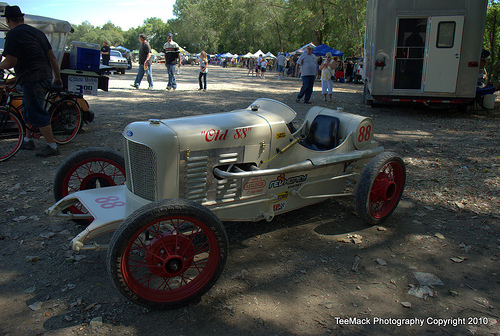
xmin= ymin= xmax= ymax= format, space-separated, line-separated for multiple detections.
xmin=0 ymin=5 xmax=63 ymax=157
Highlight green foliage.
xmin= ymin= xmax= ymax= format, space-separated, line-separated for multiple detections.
xmin=68 ymin=0 xmax=367 ymax=56
xmin=484 ymin=0 xmax=500 ymax=82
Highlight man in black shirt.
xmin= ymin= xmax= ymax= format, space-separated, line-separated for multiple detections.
xmin=101 ymin=41 xmax=110 ymax=66
xmin=0 ymin=5 xmax=63 ymax=157
xmin=131 ymin=33 xmax=153 ymax=89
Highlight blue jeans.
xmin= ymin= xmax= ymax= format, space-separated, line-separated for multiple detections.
xmin=199 ymin=72 xmax=206 ymax=89
xmin=166 ymin=64 xmax=177 ymax=89
xmin=297 ymin=75 xmax=315 ymax=102
xmin=21 ymin=78 xmax=51 ymax=127
xmin=134 ymin=64 xmax=153 ymax=88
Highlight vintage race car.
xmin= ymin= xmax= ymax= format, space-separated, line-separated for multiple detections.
xmin=48 ymin=98 xmax=406 ymax=309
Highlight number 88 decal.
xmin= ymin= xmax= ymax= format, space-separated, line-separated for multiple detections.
xmin=355 ymin=120 xmax=374 ymax=150
xmin=358 ymin=125 xmax=372 ymax=142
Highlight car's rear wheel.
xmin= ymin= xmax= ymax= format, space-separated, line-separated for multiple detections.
xmin=356 ymin=152 xmax=406 ymax=225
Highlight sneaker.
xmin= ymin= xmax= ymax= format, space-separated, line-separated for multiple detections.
xmin=304 ymin=101 xmax=312 ymax=104
xmin=130 ymin=84 xmax=139 ymax=89
xmin=166 ymin=87 xmax=171 ymax=90
xmin=296 ymin=99 xmax=301 ymax=103
xmin=172 ymin=87 xmax=176 ymax=91
xmin=148 ymin=87 xmax=153 ymax=90
xmin=35 ymin=145 xmax=60 ymax=158
xmin=21 ymin=140 xmax=35 ymax=150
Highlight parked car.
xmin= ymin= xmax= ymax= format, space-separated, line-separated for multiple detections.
xmin=49 ymin=98 xmax=406 ymax=309
xmin=103 ymin=49 xmax=128 ymax=74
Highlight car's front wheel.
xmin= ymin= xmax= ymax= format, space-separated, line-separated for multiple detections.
xmin=107 ymin=199 xmax=228 ymax=309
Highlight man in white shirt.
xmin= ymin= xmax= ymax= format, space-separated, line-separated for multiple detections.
xmin=296 ymin=44 xmax=317 ymax=104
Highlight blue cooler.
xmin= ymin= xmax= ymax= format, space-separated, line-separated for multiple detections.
xmin=69 ymin=41 xmax=101 ymax=71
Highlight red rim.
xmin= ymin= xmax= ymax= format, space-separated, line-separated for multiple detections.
xmin=368 ymin=160 xmax=404 ymax=219
xmin=0 ymin=110 xmax=23 ymax=161
xmin=121 ymin=215 xmax=220 ymax=303
xmin=51 ymin=100 xmax=82 ymax=144
xmin=62 ymin=157 xmax=126 ymax=214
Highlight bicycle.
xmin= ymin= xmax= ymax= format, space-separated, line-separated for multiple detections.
xmin=0 ymin=70 xmax=88 ymax=161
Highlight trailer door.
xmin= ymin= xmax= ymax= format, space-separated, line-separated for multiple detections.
xmin=423 ymin=16 xmax=464 ymax=93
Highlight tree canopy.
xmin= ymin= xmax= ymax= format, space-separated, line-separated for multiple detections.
xmin=68 ymin=0 xmax=498 ymax=81
xmin=69 ymin=0 xmax=367 ymax=57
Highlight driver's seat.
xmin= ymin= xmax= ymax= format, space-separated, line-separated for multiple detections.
xmin=301 ymin=114 xmax=340 ymax=151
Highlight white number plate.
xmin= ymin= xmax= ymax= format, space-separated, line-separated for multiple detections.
xmin=68 ymin=76 xmax=98 ymax=95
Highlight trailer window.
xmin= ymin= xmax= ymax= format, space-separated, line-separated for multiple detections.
xmin=436 ymin=21 xmax=456 ymax=48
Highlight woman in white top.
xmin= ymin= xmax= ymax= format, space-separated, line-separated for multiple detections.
xmin=199 ymin=51 xmax=208 ymax=91
xmin=319 ymin=52 xmax=335 ymax=102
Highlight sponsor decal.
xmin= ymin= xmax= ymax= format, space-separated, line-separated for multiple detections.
xmin=242 ymin=177 xmax=266 ymax=196
xmin=244 ymin=178 xmax=266 ymax=190
xmin=269 ymin=173 xmax=307 ymax=189
xmin=273 ymin=202 xmax=286 ymax=211
xmin=276 ymin=132 xmax=286 ymax=139
xmin=273 ymin=191 xmax=289 ymax=203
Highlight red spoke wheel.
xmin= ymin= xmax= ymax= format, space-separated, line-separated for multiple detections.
xmin=107 ymin=199 xmax=228 ymax=309
xmin=53 ymin=147 xmax=126 ymax=224
xmin=356 ymin=152 xmax=406 ymax=225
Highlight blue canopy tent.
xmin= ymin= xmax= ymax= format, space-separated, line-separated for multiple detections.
xmin=312 ymin=44 xmax=343 ymax=57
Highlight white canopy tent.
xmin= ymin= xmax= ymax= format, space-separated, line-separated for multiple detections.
xmin=264 ymin=52 xmax=276 ymax=59
xmin=0 ymin=2 xmax=73 ymax=65
xmin=252 ymin=49 xmax=265 ymax=58
xmin=290 ymin=43 xmax=315 ymax=55
xmin=241 ymin=52 xmax=256 ymax=58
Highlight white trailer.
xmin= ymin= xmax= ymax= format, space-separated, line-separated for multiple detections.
xmin=363 ymin=0 xmax=488 ymax=107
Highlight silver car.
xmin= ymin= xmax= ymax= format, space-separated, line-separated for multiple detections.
xmin=107 ymin=49 xmax=128 ymax=74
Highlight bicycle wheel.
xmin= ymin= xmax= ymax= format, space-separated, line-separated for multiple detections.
xmin=50 ymin=98 xmax=82 ymax=144
xmin=0 ymin=107 xmax=23 ymax=162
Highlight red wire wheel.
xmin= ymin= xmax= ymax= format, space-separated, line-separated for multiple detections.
xmin=356 ymin=152 xmax=406 ymax=225
xmin=53 ymin=147 xmax=125 ymax=224
xmin=107 ymin=199 xmax=228 ymax=309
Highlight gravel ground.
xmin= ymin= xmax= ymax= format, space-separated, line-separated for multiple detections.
xmin=0 ymin=63 xmax=499 ymax=336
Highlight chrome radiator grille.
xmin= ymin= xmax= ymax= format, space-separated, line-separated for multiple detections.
xmin=125 ymin=140 xmax=157 ymax=201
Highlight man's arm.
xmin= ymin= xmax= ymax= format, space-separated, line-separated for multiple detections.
xmin=0 ymin=54 xmax=17 ymax=70
xmin=47 ymin=49 xmax=62 ymax=84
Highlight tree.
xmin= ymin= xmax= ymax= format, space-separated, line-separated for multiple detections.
xmin=484 ymin=0 xmax=500 ymax=82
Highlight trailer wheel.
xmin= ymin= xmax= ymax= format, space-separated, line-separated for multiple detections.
xmin=107 ymin=199 xmax=228 ymax=310
xmin=53 ymin=147 xmax=126 ymax=224
xmin=356 ymin=152 xmax=406 ymax=225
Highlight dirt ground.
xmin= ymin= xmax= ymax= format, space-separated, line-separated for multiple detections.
xmin=1 ymin=64 xmax=499 ymax=336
